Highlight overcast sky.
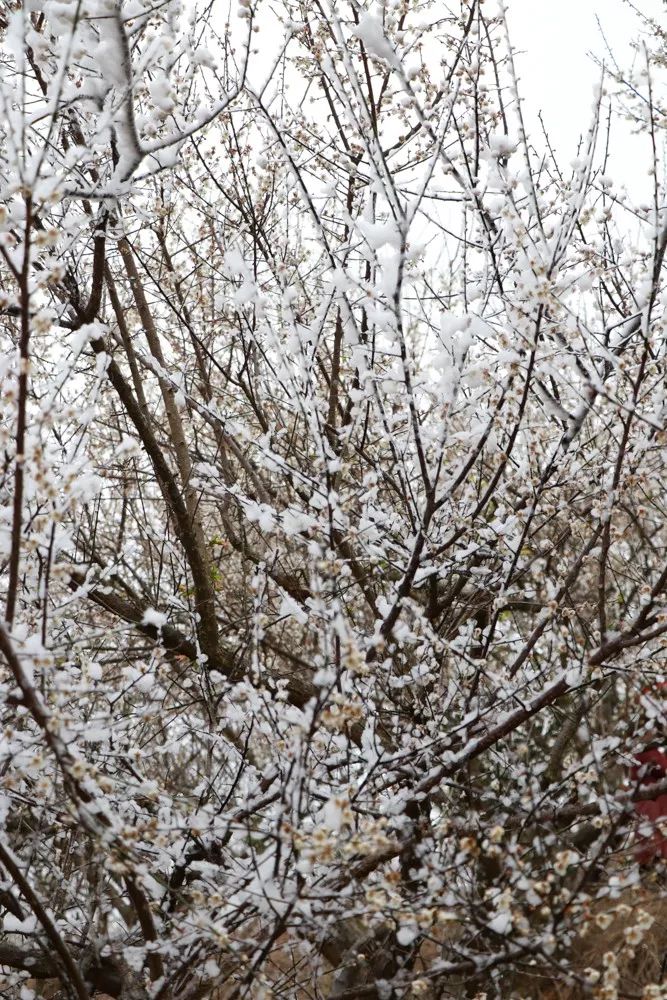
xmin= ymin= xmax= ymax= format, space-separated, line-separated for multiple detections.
xmin=243 ymin=1 xmax=664 ymax=204
xmin=507 ymin=0 xmax=663 ymax=198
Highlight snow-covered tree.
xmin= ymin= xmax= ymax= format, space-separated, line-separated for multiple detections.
xmin=1 ymin=1 xmax=667 ymax=997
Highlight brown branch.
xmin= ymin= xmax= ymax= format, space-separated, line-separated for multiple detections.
xmin=67 ymin=569 xmax=317 ymax=708
xmin=124 ymin=877 xmax=165 ymax=982
xmin=75 ymin=211 xmax=108 ymax=326
xmin=115 ymin=237 xmax=221 ymax=673
xmin=5 ymin=196 xmax=32 ymax=627
xmin=88 ymin=330 xmax=227 ymax=677
xmin=0 ymin=842 xmax=90 ymax=1000
xmin=0 ymin=943 xmax=58 ymax=978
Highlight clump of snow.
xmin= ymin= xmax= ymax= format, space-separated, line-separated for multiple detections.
xmin=487 ymin=133 xmax=517 ymax=158
xmin=353 ymin=11 xmax=399 ymax=69
xmin=487 ymin=912 xmax=512 ymax=935
xmin=322 ymin=796 xmax=344 ymax=831
xmin=142 ymin=608 xmax=167 ymax=628
xmin=396 ymin=923 xmax=419 ymax=946
xmin=3 ymin=913 xmax=37 ymax=934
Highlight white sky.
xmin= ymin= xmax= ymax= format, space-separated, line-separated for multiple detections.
xmin=507 ymin=0 xmax=664 ymax=198
xmin=242 ymin=1 xmax=664 ymax=203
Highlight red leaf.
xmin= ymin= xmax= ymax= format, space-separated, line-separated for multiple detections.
xmin=631 ymin=749 xmax=667 ymax=785
xmin=631 ymin=750 xmax=667 ymax=864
